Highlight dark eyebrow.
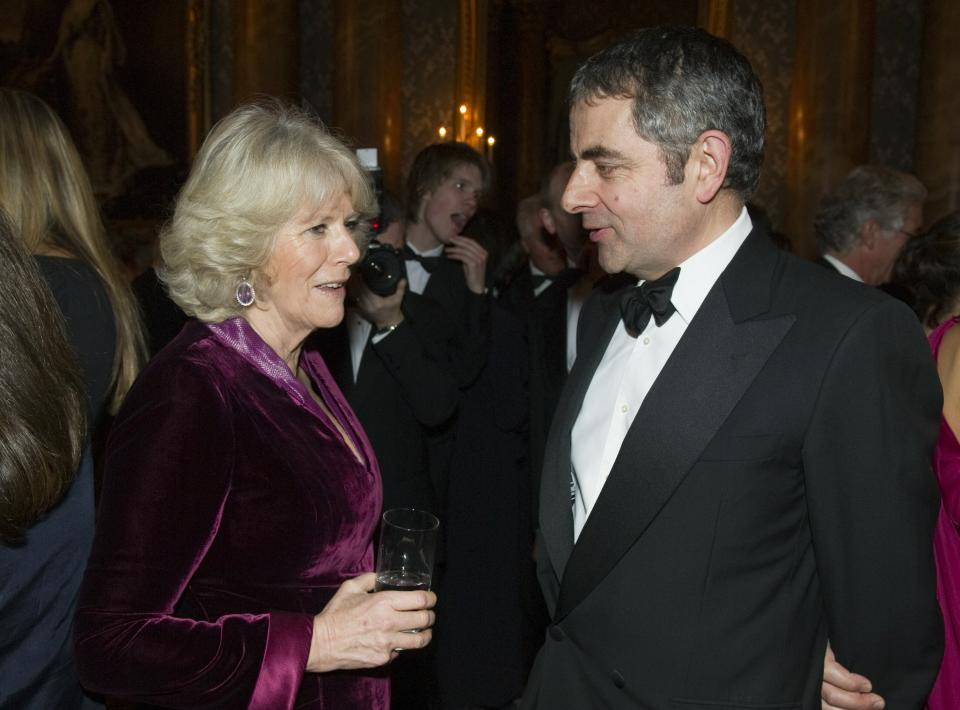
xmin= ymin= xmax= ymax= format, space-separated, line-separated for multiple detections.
xmin=580 ymin=145 xmax=627 ymax=162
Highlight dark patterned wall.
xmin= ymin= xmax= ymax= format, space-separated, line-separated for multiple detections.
xmin=869 ymin=0 xmax=923 ymax=171
xmin=292 ymin=0 xmax=927 ymax=226
xmin=401 ymin=0 xmax=457 ymax=183
xmin=298 ymin=0 xmax=455 ymax=186
xmin=299 ymin=0 xmax=334 ymax=124
xmin=209 ymin=0 xmax=234 ymax=122
xmin=728 ymin=0 xmax=796 ymax=238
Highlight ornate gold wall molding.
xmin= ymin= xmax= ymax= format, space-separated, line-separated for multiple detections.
xmin=698 ymin=0 xmax=731 ymax=38
xmin=231 ymin=0 xmax=299 ymax=104
xmin=333 ymin=0 xmax=403 ymax=192
xmin=454 ymin=0 xmax=488 ymax=149
xmin=186 ymin=0 xmax=210 ymax=160
xmin=785 ymin=0 xmax=874 ymax=257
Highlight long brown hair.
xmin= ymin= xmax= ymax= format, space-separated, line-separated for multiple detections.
xmin=893 ymin=211 xmax=960 ymax=330
xmin=0 ymin=89 xmax=145 ymax=413
xmin=0 ymin=212 xmax=85 ymax=544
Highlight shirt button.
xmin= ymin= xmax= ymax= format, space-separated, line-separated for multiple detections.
xmin=620 ymin=404 xmax=628 ymax=413
xmin=549 ymin=625 xmax=565 ymax=641
xmin=643 ymin=337 xmax=650 ymax=345
xmin=611 ymin=670 xmax=625 ymax=689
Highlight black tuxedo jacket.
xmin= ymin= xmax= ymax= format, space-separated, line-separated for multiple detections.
xmin=815 ymin=255 xmax=841 ymax=273
xmin=498 ymin=262 xmax=537 ymax=319
xmin=526 ymin=280 xmax=572 ymax=505
xmin=420 ymin=257 xmax=490 ymax=388
xmin=522 ymin=227 xmax=943 ymax=709
xmin=310 ymin=292 xmax=458 ymax=514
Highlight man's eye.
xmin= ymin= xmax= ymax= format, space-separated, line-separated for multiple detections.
xmin=595 ymin=164 xmax=615 ymax=177
xmin=454 ymin=181 xmax=465 ymax=190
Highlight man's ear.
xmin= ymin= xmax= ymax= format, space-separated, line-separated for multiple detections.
xmin=416 ymin=190 xmax=432 ymax=222
xmin=539 ymin=207 xmax=556 ymax=235
xmin=859 ymin=218 xmax=880 ymax=249
xmin=691 ymin=130 xmax=732 ymax=204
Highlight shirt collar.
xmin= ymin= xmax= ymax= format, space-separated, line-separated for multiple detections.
xmin=822 ymin=253 xmax=863 ymax=282
xmin=663 ymin=206 xmax=753 ymax=325
xmin=406 ymin=241 xmax=444 ymax=258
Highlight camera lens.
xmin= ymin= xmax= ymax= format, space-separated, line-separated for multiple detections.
xmin=359 ymin=241 xmax=405 ymax=297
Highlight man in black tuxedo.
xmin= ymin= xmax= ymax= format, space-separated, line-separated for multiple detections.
xmin=403 ymin=142 xmax=532 ymax=707
xmin=522 ymin=26 xmax=942 ymax=710
xmin=814 ymin=164 xmax=926 ymax=285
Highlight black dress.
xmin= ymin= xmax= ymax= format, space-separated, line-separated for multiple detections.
xmin=0 ymin=257 xmax=115 ymax=709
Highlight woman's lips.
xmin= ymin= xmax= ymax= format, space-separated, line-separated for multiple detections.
xmin=315 ymin=281 xmax=346 ymax=295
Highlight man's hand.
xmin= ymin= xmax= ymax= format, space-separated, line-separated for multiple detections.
xmin=351 ymin=276 xmax=406 ymax=329
xmin=822 ymin=643 xmax=884 ymax=710
xmin=445 ymin=235 xmax=488 ymax=295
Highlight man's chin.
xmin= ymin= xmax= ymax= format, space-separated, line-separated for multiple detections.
xmin=597 ymin=249 xmax=622 ymax=275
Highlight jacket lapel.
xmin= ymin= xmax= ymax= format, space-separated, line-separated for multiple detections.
xmin=553 ymin=229 xmax=796 ymax=620
xmin=538 ymin=290 xmax=622 ymax=583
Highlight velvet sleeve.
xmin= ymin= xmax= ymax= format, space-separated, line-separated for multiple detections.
xmin=803 ymin=298 xmax=943 ymax=707
xmin=74 ymin=357 xmax=313 ymax=708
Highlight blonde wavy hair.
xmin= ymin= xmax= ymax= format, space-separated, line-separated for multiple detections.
xmin=159 ymin=100 xmax=376 ymax=323
xmin=0 ymin=89 xmax=145 ymax=414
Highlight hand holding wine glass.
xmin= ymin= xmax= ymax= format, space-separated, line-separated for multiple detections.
xmin=306 ymin=572 xmax=436 ymax=673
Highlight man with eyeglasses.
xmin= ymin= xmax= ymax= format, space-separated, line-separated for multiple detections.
xmin=814 ymin=164 xmax=926 ymax=285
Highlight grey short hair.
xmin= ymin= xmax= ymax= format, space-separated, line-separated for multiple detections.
xmin=569 ymin=25 xmax=766 ymax=201
xmin=160 ymin=100 xmax=376 ymax=322
xmin=814 ymin=165 xmax=927 ymax=255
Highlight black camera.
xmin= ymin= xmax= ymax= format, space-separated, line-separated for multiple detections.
xmin=359 ymin=239 xmax=406 ymax=297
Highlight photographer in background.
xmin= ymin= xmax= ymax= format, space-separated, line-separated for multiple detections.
xmin=309 ymin=190 xmax=459 ymax=710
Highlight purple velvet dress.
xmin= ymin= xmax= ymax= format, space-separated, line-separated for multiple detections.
xmin=928 ymin=317 xmax=960 ymax=709
xmin=74 ymin=318 xmax=387 ymax=709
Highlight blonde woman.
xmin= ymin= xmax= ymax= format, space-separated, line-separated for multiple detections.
xmin=0 ymin=88 xmax=144 ymax=708
xmin=75 ymin=102 xmax=435 ymax=709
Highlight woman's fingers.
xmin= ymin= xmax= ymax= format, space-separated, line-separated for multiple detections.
xmin=378 ymin=589 xmax=436 ymax=611
xmin=392 ymin=627 xmax=432 ymax=652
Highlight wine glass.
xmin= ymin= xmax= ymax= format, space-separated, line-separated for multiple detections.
xmin=374 ymin=508 xmax=439 ymax=592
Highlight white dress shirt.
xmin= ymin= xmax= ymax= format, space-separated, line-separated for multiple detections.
xmin=566 ymin=286 xmax=586 ymax=373
xmin=570 ymin=208 xmax=754 ymax=540
xmin=346 ymin=309 xmax=371 ymax=382
xmin=822 ymin=253 xmax=864 ymax=282
xmin=404 ymin=242 xmax=445 ymax=295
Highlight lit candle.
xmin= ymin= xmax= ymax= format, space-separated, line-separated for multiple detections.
xmin=486 ymin=135 xmax=495 ymax=161
xmin=457 ymin=104 xmax=468 ymax=142
xmin=438 ymin=126 xmax=447 ymax=139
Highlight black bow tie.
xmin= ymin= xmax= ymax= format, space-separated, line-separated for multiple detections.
xmin=552 ymin=267 xmax=584 ymax=290
xmin=402 ymin=245 xmax=444 ymax=273
xmin=619 ymin=267 xmax=680 ymax=337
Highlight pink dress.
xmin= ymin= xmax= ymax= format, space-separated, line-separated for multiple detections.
xmin=928 ymin=316 xmax=960 ymax=709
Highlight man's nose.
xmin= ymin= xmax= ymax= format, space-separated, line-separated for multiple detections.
xmin=561 ymin=166 xmax=594 ymax=214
